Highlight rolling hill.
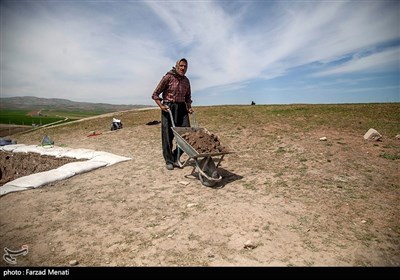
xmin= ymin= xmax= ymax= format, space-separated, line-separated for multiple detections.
xmin=0 ymin=96 xmax=152 ymax=113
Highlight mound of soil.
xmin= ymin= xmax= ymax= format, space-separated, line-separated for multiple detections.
xmin=0 ymin=151 xmax=81 ymax=185
xmin=180 ymin=129 xmax=228 ymax=154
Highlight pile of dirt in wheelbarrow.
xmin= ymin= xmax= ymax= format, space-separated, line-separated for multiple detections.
xmin=180 ymin=130 xmax=228 ymax=154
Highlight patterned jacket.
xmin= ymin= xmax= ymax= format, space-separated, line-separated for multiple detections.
xmin=152 ymin=68 xmax=192 ymax=108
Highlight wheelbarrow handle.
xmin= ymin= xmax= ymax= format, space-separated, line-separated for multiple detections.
xmin=167 ymin=109 xmax=175 ymax=128
xmin=192 ymin=111 xmax=197 ymax=128
xmin=168 ymin=108 xmax=197 ymax=128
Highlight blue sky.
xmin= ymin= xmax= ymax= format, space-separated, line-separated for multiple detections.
xmin=1 ymin=0 xmax=399 ymax=106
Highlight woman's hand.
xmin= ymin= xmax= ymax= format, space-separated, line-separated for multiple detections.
xmin=160 ymin=104 xmax=170 ymax=112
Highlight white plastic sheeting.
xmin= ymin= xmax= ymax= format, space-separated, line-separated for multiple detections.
xmin=0 ymin=144 xmax=131 ymax=196
xmin=0 ymin=169 xmax=75 ymax=196
xmin=57 ymin=160 xmax=108 ymax=175
xmin=62 ymin=148 xmax=99 ymax=160
xmin=1 ymin=144 xmax=25 ymax=152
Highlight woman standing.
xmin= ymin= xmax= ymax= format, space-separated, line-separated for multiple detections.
xmin=151 ymin=58 xmax=194 ymax=170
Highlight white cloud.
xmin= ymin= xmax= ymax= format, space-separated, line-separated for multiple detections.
xmin=1 ymin=0 xmax=399 ymax=105
xmin=146 ymin=1 xmax=399 ymax=90
xmin=316 ymin=48 xmax=400 ymax=76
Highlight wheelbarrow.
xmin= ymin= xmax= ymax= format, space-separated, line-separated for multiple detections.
xmin=168 ymin=110 xmax=231 ymax=187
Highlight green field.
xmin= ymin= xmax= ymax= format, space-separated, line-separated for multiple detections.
xmin=0 ymin=109 xmax=101 ymax=126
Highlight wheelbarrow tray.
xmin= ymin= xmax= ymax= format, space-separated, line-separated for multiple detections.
xmin=167 ymin=110 xmax=231 ymax=186
xmin=171 ymin=126 xmax=231 ymax=186
xmin=171 ymin=127 xmax=231 ymax=158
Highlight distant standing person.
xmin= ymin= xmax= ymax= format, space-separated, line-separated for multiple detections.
xmin=151 ymin=58 xmax=194 ymax=170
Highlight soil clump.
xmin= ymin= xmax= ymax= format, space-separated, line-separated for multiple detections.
xmin=180 ymin=129 xmax=228 ymax=154
xmin=0 ymin=151 xmax=81 ymax=185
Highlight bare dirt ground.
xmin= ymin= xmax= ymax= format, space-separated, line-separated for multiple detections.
xmin=0 ymin=105 xmax=399 ymax=267
xmin=0 ymin=124 xmax=32 ymax=137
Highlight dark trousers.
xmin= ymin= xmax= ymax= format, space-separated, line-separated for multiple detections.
xmin=161 ymin=102 xmax=190 ymax=164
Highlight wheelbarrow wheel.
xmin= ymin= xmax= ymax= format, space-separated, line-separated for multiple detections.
xmin=198 ymin=158 xmax=219 ymax=187
xmin=199 ymin=173 xmax=216 ymax=187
